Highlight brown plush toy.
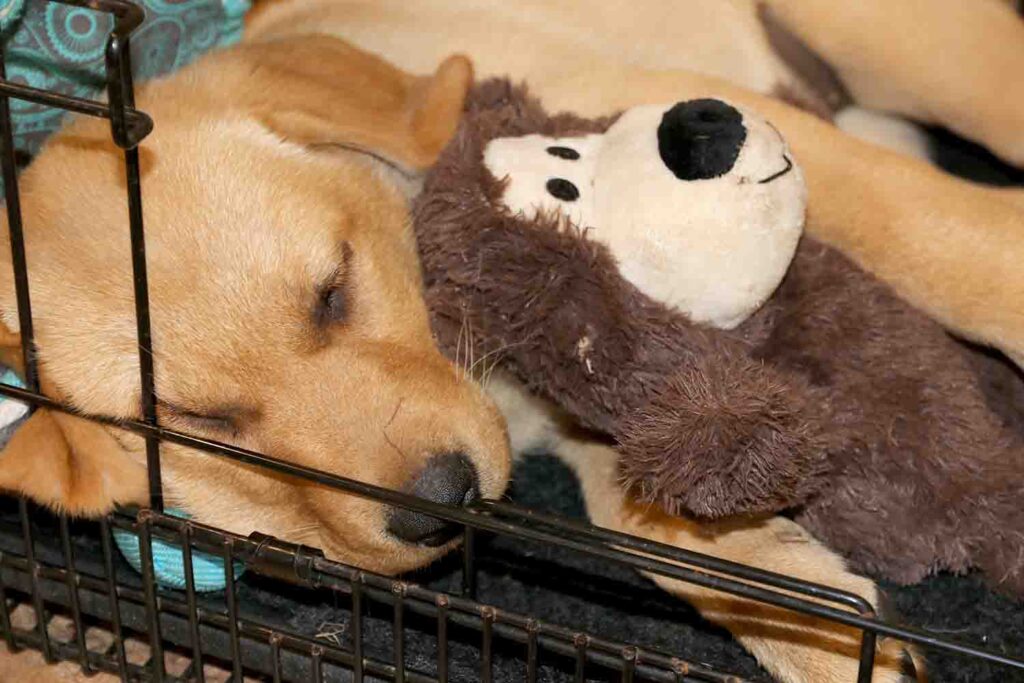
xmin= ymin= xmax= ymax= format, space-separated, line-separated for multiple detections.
xmin=414 ymin=80 xmax=1024 ymax=596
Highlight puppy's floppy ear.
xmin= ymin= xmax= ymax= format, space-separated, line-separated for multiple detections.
xmin=239 ymin=34 xmax=473 ymax=172
xmin=405 ymin=55 xmax=475 ymax=167
xmin=0 ymin=408 xmax=148 ymax=516
xmin=0 ymin=321 xmax=147 ymax=515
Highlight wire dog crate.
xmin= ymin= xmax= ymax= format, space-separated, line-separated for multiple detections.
xmin=0 ymin=2 xmax=1022 ymax=681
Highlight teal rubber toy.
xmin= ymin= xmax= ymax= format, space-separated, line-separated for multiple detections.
xmin=112 ymin=509 xmax=245 ymax=592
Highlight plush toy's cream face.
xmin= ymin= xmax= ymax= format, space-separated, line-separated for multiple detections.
xmin=484 ymin=99 xmax=806 ymax=329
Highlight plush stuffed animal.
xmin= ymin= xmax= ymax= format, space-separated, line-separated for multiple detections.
xmin=414 ymin=80 xmax=1024 ymax=596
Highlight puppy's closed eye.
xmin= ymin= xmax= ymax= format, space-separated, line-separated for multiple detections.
xmin=315 ymin=243 xmax=353 ymax=327
xmin=158 ymin=401 xmax=244 ymax=437
xmin=317 ymin=278 xmax=348 ymax=325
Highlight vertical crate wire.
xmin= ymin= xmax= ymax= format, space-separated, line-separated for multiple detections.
xmin=102 ymin=12 xmax=163 ymax=513
xmin=352 ymin=577 xmax=365 ymax=682
xmin=0 ymin=549 xmax=13 ymax=652
xmin=269 ymin=632 xmax=283 ymax=683
xmin=435 ymin=594 xmax=449 ymax=682
xmin=180 ymin=523 xmax=206 ymax=683
xmin=137 ymin=515 xmax=166 ymax=682
xmin=393 ymin=582 xmax=407 ymax=682
xmin=57 ymin=515 xmax=91 ymax=673
xmin=17 ymin=500 xmax=51 ymax=660
xmin=222 ymin=539 xmax=242 ymax=678
xmin=98 ymin=517 xmax=130 ymax=677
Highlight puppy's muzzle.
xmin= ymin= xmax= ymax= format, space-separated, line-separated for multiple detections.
xmin=386 ymin=452 xmax=479 ymax=546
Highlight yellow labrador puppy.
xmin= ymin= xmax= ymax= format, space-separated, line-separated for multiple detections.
xmin=0 ymin=35 xmax=511 ymax=575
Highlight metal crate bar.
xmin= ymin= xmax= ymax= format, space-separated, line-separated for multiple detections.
xmin=0 ymin=511 xmax=739 ymax=682
xmin=98 ymin=517 xmax=130 ymax=678
xmin=137 ymin=519 xmax=167 ymax=682
xmin=180 ymin=524 xmax=206 ymax=683
xmin=57 ymin=515 xmax=91 ymax=673
xmin=2 ymin=379 xmax=1024 ymax=674
xmin=17 ymin=499 xmax=52 ymax=661
xmin=0 ymin=80 xmax=151 ymax=142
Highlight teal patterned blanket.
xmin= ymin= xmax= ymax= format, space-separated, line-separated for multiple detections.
xmin=0 ymin=0 xmax=251 ymax=157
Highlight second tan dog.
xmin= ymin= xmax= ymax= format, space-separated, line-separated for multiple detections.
xmin=248 ymin=0 xmax=1024 ymax=372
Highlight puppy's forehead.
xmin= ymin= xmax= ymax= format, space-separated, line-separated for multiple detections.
xmin=5 ymin=116 xmax=407 ymax=414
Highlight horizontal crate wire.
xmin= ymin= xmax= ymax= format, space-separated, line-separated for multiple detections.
xmin=0 ymin=1 xmax=1023 ymax=682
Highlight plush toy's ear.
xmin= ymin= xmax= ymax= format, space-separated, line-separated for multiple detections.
xmin=0 ymin=408 xmax=148 ymax=516
xmin=244 ymin=35 xmax=473 ymax=173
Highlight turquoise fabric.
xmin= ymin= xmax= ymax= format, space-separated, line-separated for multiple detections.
xmin=0 ymin=0 xmax=251 ymax=156
xmin=112 ymin=508 xmax=246 ymax=592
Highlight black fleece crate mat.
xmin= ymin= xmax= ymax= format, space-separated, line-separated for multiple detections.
xmin=2 ymin=455 xmax=1023 ymax=683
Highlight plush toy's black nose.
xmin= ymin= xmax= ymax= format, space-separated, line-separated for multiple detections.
xmin=658 ymin=99 xmax=746 ymax=180
xmin=386 ymin=452 xmax=479 ymax=546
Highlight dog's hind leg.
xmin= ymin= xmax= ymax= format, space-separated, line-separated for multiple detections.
xmin=761 ymin=0 xmax=1024 ymax=169
xmin=486 ymin=374 xmax=922 ymax=683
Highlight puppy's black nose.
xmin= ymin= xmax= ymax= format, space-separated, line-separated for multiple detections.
xmin=386 ymin=452 xmax=479 ymax=546
xmin=658 ymin=99 xmax=746 ymax=180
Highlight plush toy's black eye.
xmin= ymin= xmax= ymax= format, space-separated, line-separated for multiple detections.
xmin=546 ymin=146 xmax=580 ymax=160
xmin=546 ymin=178 xmax=580 ymax=202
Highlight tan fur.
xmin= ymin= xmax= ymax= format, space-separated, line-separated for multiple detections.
xmin=764 ymin=0 xmax=1024 ymax=167
xmin=246 ymin=0 xmax=1024 ymax=367
xmin=0 ymin=35 xmax=510 ymax=576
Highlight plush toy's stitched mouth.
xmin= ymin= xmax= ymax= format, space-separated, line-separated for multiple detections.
xmin=758 ymin=154 xmax=793 ymax=184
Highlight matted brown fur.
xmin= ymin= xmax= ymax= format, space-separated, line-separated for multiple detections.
xmin=414 ymin=80 xmax=1024 ymax=596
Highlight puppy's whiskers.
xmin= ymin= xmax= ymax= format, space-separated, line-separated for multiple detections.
xmin=469 ymin=344 xmax=509 ymax=387
xmin=454 ymin=314 xmax=469 ymax=383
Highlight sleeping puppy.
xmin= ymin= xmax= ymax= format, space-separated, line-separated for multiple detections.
xmin=0 ymin=34 xmax=511 ymax=576
xmin=0 ymin=27 xmax=913 ymax=683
